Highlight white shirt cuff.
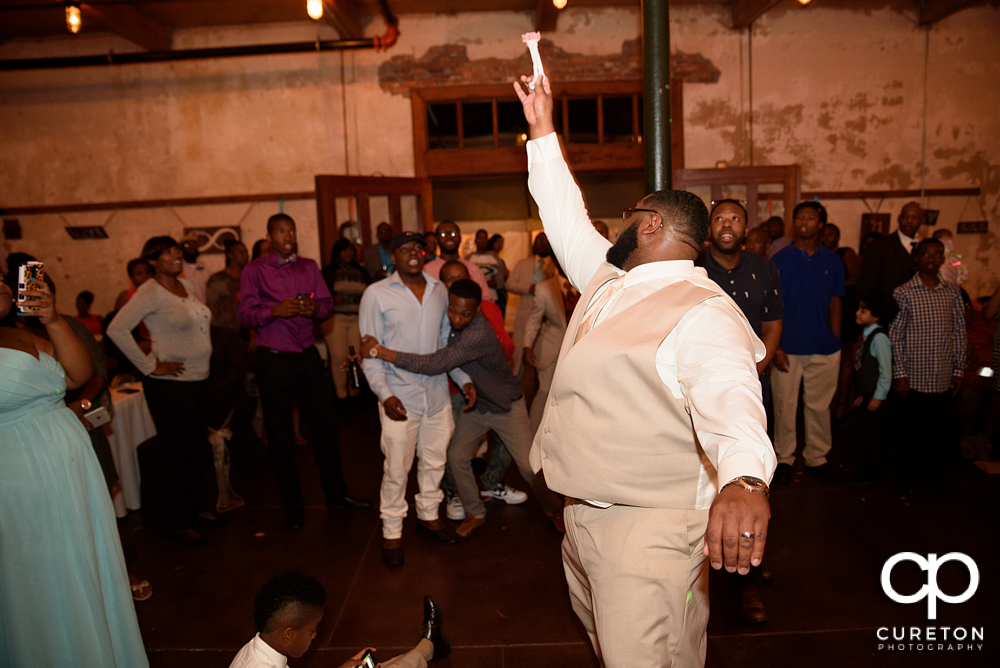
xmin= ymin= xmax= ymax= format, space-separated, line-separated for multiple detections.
xmin=716 ymin=450 xmax=774 ymax=489
xmin=526 ymin=132 xmax=561 ymax=168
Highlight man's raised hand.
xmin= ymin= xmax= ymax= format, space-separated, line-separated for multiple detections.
xmin=514 ymin=74 xmax=555 ymax=140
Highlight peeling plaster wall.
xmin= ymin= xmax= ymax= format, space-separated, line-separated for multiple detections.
xmin=1 ymin=5 xmax=999 ymax=314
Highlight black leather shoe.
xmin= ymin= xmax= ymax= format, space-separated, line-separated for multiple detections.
xmin=739 ymin=586 xmax=769 ymax=624
xmin=421 ymin=595 xmax=451 ymax=660
xmin=194 ymin=511 xmax=230 ymax=527
xmin=416 ymin=519 xmax=459 ymax=545
xmin=173 ymin=528 xmax=208 ymax=547
xmin=286 ymin=509 xmax=305 ymax=531
xmin=383 ymin=539 xmax=404 ymax=567
xmin=327 ymin=494 xmax=372 ymax=510
xmin=775 ymin=463 xmax=793 ymax=485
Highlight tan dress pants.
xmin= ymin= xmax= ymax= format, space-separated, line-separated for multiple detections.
xmin=382 ymin=647 xmax=428 ymax=668
xmin=562 ymin=502 xmax=710 ymax=668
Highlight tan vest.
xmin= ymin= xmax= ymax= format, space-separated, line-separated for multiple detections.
xmin=529 ymin=263 xmax=725 ymax=510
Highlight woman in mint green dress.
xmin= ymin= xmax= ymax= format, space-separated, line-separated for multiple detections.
xmin=0 ymin=278 xmax=148 ymax=667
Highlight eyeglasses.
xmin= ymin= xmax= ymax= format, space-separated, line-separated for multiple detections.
xmin=622 ymin=207 xmax=659 ymax=222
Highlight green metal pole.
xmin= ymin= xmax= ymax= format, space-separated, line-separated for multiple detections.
xmin=642 ymin=0 xmax=671 ymax=194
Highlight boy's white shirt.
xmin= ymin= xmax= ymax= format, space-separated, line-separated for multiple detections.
xmin=229 ymin=633 xmax=288 ymax=668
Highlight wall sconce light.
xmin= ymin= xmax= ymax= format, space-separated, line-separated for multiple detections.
xmin=553 ymin=0 xmax=567 ymax=9
xmin=65 ymin=1 xmax=82 ymax=34
xmin=307 ymin=0 xmax=324 ymax=20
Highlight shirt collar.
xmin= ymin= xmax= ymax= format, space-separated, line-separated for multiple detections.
xmin=619 ymin=259 xmax=696 ymax=289
xmin=701 ymin=249 xmax=744 ymax=273
xmin=862 ymin=323 xmax=882 ymax=338
xmin=389 ymin=270 xmax=439 ymax=290
xmin=897 ymin=229 xmax=918 ymax=248
xmin=251 ymin=634 xmax=288 ymax=668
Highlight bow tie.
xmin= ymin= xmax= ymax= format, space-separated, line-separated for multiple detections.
xmin=278 ymin=254 xmax=298 ymax=266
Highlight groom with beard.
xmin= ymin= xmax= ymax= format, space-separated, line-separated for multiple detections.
xmin=516 ymin=69 xmax=776 ymax=668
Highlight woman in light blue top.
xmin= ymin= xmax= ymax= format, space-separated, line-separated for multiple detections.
xmin=0 ymin=275 xmax=148 ymax=667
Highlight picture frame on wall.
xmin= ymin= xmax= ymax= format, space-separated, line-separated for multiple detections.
xmin=183 ymin=227 xmax=241 ymax=254
xmin=861 ymin=213 xmax=891 ymax=236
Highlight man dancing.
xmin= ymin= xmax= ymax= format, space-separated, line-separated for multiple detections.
xmin=516 ymin=70 xmax=776 ymax=667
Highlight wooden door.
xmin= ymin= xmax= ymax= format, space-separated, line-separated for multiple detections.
xmin=673 ymin=165 xmax=801 ymax=234
xmin=314 ymin=175 xmax=434 ymax=266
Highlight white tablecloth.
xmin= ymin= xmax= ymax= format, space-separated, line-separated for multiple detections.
xmin=105 ymin=382 xmax=157 ymax=517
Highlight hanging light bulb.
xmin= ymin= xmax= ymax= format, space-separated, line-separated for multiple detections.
xmin=307 ymin=0 xmax=324 ymax=20
xmin=553 ymin=0 xmax=568 ymax=9
xmin=65 ymin=1 xmax=82 ymax=34
xmin=797 ymin=0 xmax=812 ymax=4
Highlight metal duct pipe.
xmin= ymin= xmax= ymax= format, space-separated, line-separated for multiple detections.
xmin=642 ymin=0 xmax=672 ymax=193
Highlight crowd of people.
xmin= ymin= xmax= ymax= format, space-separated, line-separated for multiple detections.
xmin=2 ymin=67 xmax=998 ymax=668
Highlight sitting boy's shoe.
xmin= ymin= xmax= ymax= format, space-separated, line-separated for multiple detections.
xmin=382 ymin=539 xmax=404 ymax=567
xmin=480 ymin=483 xmax=528 ymax=505
xmin=421 ymin=595 xmax=451 ymax=660
xmin=455 ymin=515 xmax=486 ymax=538
xmin=445 ymin=492 xmax=466 ymax=521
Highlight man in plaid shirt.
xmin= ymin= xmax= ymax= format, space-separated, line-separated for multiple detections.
xmin=889 ymin=237 xmax=967 ymax=492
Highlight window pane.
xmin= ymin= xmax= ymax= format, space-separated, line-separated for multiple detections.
xmin=552 ymin=98 xmax=563 ymax=135
xmin=568 ymin=98 xmax=599 ymax=144
xmin=427 ymin=103 xmax=458 ymax=149
xmin=603 ymin=96 xmax=633 ymax=144
xmin=462 ymin=101 xmax=493 ymax=149
xmin=497 ymin=100 xmax=529 ymax=147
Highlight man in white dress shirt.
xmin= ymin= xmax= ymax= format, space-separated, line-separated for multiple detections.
xmin=180 ymin=235 xmax=210 ymax=303
xmin=516 ymin=71 xmax=776 ymax=667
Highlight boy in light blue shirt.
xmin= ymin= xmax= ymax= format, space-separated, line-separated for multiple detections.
xmin=853 ymin=293 xmax=893 ymax=485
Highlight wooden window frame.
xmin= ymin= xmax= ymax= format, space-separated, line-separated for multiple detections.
xmin=672 ymin=165 xmax=801 ymax=231
xmin=412 ymin=81 xmax=684 ymax=179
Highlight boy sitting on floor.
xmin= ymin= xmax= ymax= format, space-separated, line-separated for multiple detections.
xmin=230 ymin=571 xmax=450 ymax=668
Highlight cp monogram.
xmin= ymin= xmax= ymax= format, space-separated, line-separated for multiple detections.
xmin=881 ymin=552 xmax=979 ymax=620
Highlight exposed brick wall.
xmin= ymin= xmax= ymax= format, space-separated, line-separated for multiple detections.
xmin=378 ymin=39 xmax=720 ymax=95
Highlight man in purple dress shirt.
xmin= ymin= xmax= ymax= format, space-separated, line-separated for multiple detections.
xmin=238 ymin=214 xmax=371 ymax=529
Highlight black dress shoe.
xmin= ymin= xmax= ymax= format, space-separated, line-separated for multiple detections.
xmin=421 ymin=595 xmax=451 ymax=660
xmin=775 ymin=463 xmax=793 ymax=485
xmin=194 ymin=511 xmax=230 ymax=527
xmin=416 ymin=519 xmax=459 ymax=545
xmin=327 ymin=494 xmax=372 ymax=510
xmin=739 ymin=586 xmax=769 ymax=624
xmin=286 ymin=509 xmax=305 ymax=531
xmin=383 ymin=539 xmax=404 ymax=567
xmin=173 ymin=528 xmax=208 ymax=546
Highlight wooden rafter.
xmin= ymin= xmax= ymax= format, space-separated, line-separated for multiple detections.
xmin=731 ymin=0 xmax=782 ymax=29
xmin=321 ymin=0 xmax=363 ymax=40
xmin=918 ymin=0 xmax=988 ymax=25
xmin=79 ymin=2 xmax=172 ymax=52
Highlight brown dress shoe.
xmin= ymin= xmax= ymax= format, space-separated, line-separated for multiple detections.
xmin=455 ymin=515 xmax=486 ymax=538
xmin=382 ymin=539 xmax=404 ymax=567
xmin=739 ymin=585 xmax=769 ymax=623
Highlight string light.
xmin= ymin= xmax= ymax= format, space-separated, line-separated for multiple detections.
xmin=553 ymin=0 xmax=567 ymax=9
xmin=307 ymin=0 xmax=323 ymax=21
xmin=65 ymin=1 xmax=81 ymax=34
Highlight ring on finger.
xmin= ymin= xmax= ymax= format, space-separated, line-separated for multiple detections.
xmin=739 ymin=531 xmax=754 ymax=539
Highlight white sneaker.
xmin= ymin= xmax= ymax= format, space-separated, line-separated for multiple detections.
xmin=480 ymin=484 xmax=528 ymax=505
xmin=445 ymin=493 xmax=466 ymax=521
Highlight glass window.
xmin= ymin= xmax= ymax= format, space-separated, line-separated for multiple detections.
xmin=427 ymin=103 xmax=458 ymax=149
xmin=568 ymin=98 xmax=599 ymax=144
xmin=496 ymin=100 xmax=529 ymax=147
xmin=603 ymin=96 xmax=633 ymax=144
xmin=461 ymin=101 xmax=493 ymax=149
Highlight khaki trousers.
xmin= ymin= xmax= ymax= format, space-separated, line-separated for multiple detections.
xmin=323 ymin=313 xmax=362 ymax=399
xmin=382 ymin=648 xmax=428 ymax=668
xmin=562 ymin=502 xmax=710 ymax=668
xmin=377 ymin=403 xmax=454 ymax=540
xmin=771 ymin=351 xmax=840 ymax=467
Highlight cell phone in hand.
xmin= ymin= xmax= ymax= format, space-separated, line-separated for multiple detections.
xmin=358 ymin=649 xmax=376 ymax=668
xmin=296 ymin=293 xmax=313 ymax=300
xmin=84 ymin=406 xmax=111 ymax=428
xmin=17 ymin=261 xmax=45 ymax=314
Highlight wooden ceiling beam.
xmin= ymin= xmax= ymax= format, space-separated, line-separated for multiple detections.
xmin=731 ymin=0 xmax=782 ymax=29
xmin=80 ymin=2 xmax=172 ymax=52
xmin=536 ymin=0 xmax=560 ymax=32
xmin=918 ymin=0 xmax=987 ymax=25
xmin=321 ymin=0 xmax=364 ymax=39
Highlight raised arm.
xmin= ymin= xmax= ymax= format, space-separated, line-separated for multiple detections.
xmin=516 ymin=73 xmax=610 ymax=291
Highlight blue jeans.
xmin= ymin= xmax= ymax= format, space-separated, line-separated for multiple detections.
xmin=441 ymin=392 xmax=512 ymax=493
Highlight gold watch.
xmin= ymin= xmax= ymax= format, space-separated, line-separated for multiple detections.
xmin=721 ymin=475 xmax=770 ymax=500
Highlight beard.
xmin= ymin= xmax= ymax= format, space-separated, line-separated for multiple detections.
xmin=712 ymin=232 xmax=745 ymax=255
xmin=606 ymin=221 xmax=640 ymax=269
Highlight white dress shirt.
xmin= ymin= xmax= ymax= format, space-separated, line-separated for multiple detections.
xmin=527 ymin=132 xmax=776 ymax=508
xmin=359 ymin=271 xmax=471 ymax=416
xmin=229 ymin=634 xmax=287 ymax=668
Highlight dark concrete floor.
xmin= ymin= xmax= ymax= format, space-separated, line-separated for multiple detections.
xmin=126 ymin=394 xmax=1000 ymax=667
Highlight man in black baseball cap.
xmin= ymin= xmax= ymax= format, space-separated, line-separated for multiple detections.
xmin=358 ymin=227 xmax=474 ymax=565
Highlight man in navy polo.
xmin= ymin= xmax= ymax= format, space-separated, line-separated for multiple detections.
xmin=770 ymin=202 xmax=845 ymax=484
